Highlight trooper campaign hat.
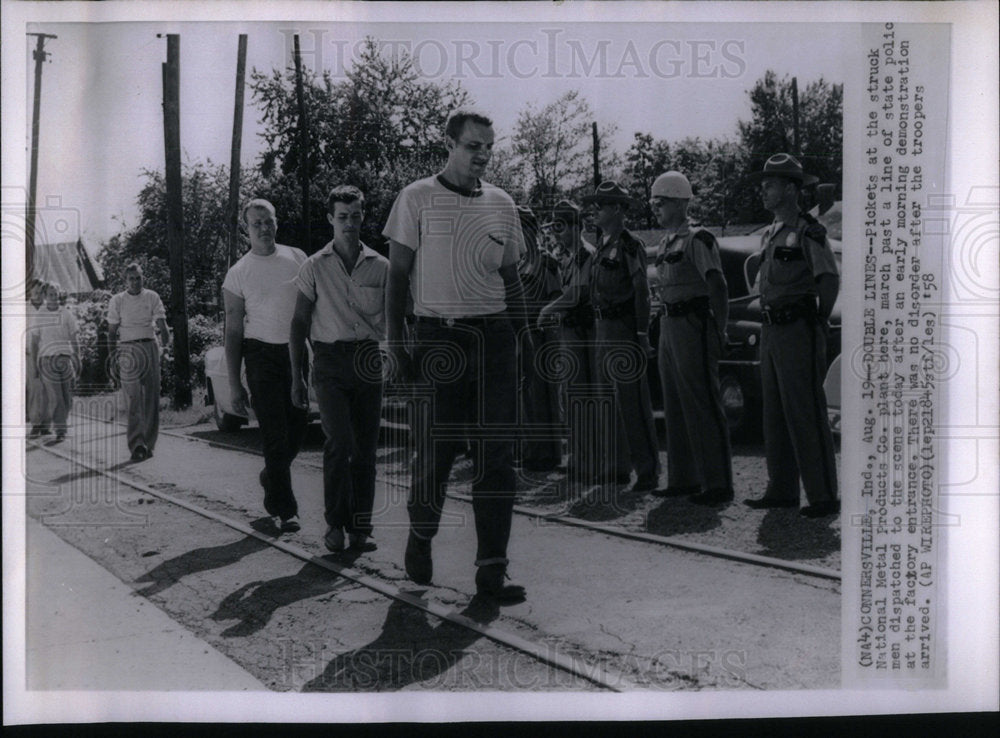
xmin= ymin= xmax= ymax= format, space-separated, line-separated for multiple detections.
xmin=581 ymin=180 xmax=635 ymax=207
xmin=748 ymin=153 xmax=819 ymax=186
xmin=651 ymin=171 xmax=694 ymax=199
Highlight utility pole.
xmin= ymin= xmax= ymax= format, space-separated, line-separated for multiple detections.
xmin=161 ymin=34 xmax=192 ymax=409
xmin=226 ymin=34 xmax=248 ymax=270
xmin=592 ymin=122 xmax=601 ymax=187
xmin=791 ymin=76 xmax=801 ymax=156
xmin=293 ymin=35 xmax=311 ymax=252
xmin=26 ymin=32 xmax=57 ymax=284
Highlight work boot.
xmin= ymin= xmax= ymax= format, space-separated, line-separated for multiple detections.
xmin=690 ymin=487 xmax=734 ymax=506
xmin=404 ymin=531 xmax=433 ymax=585
xmin=475 ymin=564 xmax=526 ymax=605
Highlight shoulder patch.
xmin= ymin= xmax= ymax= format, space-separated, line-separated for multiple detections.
xmin=804 ymin=221 xmax=827 ymax=243
xmin=693 ymin=230 xmax=716 ymax=248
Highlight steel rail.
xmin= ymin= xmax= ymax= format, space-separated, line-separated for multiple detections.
xmin=30 ymin=439 xmax=638 ymax=692
xmin=71 ymin=409 xmax=842 ymax=582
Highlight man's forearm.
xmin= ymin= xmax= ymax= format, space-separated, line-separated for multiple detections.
xmin=385 ymin=271 xmax=409 ymax=345
xmin=224 ymin=328 xmax=244 ymax=388
xmin=816 ymin=274 xmax=839 ymax=321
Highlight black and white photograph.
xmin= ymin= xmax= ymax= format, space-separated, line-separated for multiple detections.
xmin=2 ymin=0 xmax=997 ymax=725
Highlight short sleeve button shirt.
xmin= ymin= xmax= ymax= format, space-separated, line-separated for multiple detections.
xmin=295 ymin=241 xmax=388 ymax=343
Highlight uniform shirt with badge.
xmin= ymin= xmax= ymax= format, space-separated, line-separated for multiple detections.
xmin=654 ymin=224 xmax=723 ymax=304
xmin=757 ymin=216 xmax=839 ymax=307
xmin=591 ymin=230 xmax=647 ymax=310
xmin=295 ymin=241 xmax=389 ymax=343
xmin=382 ymin=174 xmax=525 ymax=318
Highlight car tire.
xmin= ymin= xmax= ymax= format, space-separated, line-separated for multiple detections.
xmin=209 ymin=380 xmax=245 ymax=432
xmin=719 ymin=371 xmax=761 ymax=442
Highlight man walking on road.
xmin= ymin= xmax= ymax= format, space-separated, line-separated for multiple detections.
xmin=107 ymin=264 xmax=169 ymax=462
xmin=32 ymin=283 xmax=80 ymax=443
xmin=26 ymin=279 xmax=50 ymax=438
xmin=290 ymin=185 xmax=388 ymax=553
xmin=582 ymin=181 xmax=661 ymax=493
xmin=744 ymin=154 xmax=840 ymax=518
xmin=384 ymin=109 xmax=530 ymax=604
xmin=649 ymin=171 xmax=733 ymax=506
xmin=223 ymin=199 xmax=308 ymax=532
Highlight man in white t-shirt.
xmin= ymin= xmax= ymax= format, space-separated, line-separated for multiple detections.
xmin=223 ymin=199 xmax=308 ymax=532
xmin=26 ymin=279 xmax=50 ymax=438
xmin=384 ymin=109 xmax=530 ymax=605
xmin=108 ymin=263 xmax=170 ymax=461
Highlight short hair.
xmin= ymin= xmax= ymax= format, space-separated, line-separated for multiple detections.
xmin=445 ymin=109 xmax=493 ymax=141
xmin=123 ymin=262 xmax=143 ymax=276
xmin=242 ymin=198 xmax=276 ymax=223
xmin=326 ymin=185 xmax=365 ymax=213
xmin=43 ymin=281 xmax=61 ymax=298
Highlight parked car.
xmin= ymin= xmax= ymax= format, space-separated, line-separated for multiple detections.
xmin=203 ymin=345 xmax=320 ymax=431
xmin=645 ymin=223 xmax=842 ymax=441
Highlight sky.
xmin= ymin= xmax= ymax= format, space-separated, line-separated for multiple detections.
xmin=24 ymin=19 xmax=854 ymax=247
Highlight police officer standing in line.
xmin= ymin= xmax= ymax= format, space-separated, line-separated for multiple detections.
xmin=538 ymin=200 xmax=630 ymax=485
xmin=649 ymin=171 xmax=734 ymax=505
xmin=745 ymin=154 xmax=840 ymax=518
xmin=582 ymin=181 xmax=661 ymax=492
xmin=516 ymin=205 xmax=564 ymax=472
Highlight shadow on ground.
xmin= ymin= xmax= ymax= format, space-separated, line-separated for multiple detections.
xmin=756 ymin=508 xmax=840 ymax=561
xmin=300 ymin=597 xmax=500 ymax=691
xmin=134 ymin=519 xmax=276 ymax=597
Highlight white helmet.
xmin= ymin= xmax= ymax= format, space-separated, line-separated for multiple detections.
xmin=651 ymin=171 xmax=693 ymax=199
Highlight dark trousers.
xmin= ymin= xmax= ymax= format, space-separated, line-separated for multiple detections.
xmin=519 ymin=326 xmax=563 ymax=467
xmin=595 ymin=317 xmax=661 ymax=485
xmin=658 ymin=312 xmax=732 ymax=491
xmin=243 ymin=339 xmax=307 ymax=520
xmin=409 ymin=316 xmax=517 ymax=568
xmin=312 ymin=340 xmax=383 ymax=536
xmin=760 ymin=319 xmax=838 ymax=504
xmin=559 ymin=324 xmax=630 ymax=482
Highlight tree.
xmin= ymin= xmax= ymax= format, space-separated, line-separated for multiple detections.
xmin=622 ymin=134 xmax=744 ymax=229
xmin=98 ymin=160 xmax=264 ymax=320
xmin=509 ymin=90 xmax=619 ymax=210
xmin=737 ymin=71 xmax=843 ymax=220
xmin=249 ymin=36 xmax=473 ymax=253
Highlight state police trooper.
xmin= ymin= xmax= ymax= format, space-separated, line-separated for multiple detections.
xmin=582 ymin=181 xmax=661 ymax=492
xmin=538 ymin=199 xmax=628 ymax=485
xmin=744 ymin=154 xmax=840 ymax=518
xmin=649 ymin=171 xmax=734 ymax=505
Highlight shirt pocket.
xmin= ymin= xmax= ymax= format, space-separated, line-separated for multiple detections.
xmin=766 ymin=247 xmax=811 ymax=286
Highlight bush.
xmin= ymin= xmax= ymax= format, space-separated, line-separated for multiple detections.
xmin=159 ymin=313 xmax=224 ymax=399
xmin=67 ymin=290 xmax=113 ymax=395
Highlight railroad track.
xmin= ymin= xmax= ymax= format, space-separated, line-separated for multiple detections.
xmin=151 ymin=418 xmax=842 ymax=583
xmin=29 ymin=436 xmax=636 ymax=692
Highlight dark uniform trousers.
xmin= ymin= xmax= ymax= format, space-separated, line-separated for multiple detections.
xmin=408 ymin=315 xmax=517 ymax=568
xmin=595 ymin=317 xmax=660 ymax=486
xmin=312 ymin=340 xmax=382 ymax=537
xmin=559 ymin=323 xmax=630 ymax=483
xmin=658 ymin=311 xmax=732 ymax=491
xmin=759 ymin=318 xmax=838 ymax=504
xmin=519 ymin=325 xmax=563 ymax=468
xmin=243 ymin=339 xmax=308 ymax=520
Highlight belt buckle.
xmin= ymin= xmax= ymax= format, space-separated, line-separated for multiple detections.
xmin=445 ymin=317 xmax=456 ymax=327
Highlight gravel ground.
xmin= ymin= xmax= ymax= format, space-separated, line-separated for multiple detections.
xmin=374 ymin=436 xmax=842 ymax=573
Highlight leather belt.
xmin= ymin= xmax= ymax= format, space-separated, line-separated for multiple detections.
xmin=593 ymin=301 xmax=634 ymax=321
xmin=664 ymin=295 xmax=709 ymax=317
xmin=414 ymin=313 xmax=505 ymax=328
xmin=123 ymin=338 xmax=154 ymax=343
xmin=761 ymin=299 xmax=817 ymax=325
